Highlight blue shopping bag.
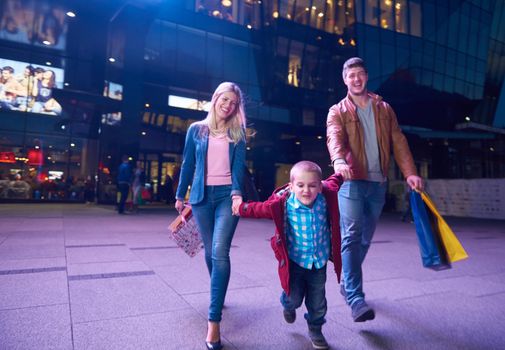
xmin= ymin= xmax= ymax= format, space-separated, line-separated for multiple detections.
xmin=410 ymin=191 xmax=450 ymax=270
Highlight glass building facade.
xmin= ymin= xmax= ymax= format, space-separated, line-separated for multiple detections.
xmin=0 ymin=0 xmax=504 ymax=203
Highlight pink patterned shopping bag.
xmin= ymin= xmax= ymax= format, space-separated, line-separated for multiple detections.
xmin=168 ymin=206 xmax=204 ymax=257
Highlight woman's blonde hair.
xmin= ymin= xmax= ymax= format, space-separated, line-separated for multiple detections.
xmin=198 ymin=82 xmax=246 ymax=143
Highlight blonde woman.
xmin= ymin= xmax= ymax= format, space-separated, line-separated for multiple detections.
xmin=175 ymin=82 xmax=246 ymax=350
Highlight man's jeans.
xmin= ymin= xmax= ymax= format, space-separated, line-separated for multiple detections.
xmin=338 ymin=180 xmax=386 ymax=306
xmin=280 ymin=261 xmax=327 ymax=327
xmin=192 ymin=185 xmax=239 ymax=322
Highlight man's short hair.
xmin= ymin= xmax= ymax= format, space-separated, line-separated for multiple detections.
xmin=290 ymin=161 xmax=322 ymax=182
xmin=342 ymin=57 xmax=367 ymax=79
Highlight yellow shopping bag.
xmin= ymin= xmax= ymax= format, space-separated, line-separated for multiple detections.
xmin=420 ymin=191 xmax=469 ymax=263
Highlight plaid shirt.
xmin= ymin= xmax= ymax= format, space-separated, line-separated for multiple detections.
xmin=285 ymin=192 xmax=331 ymax=269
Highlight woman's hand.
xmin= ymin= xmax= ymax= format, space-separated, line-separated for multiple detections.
xmin=175 ymin=199 xmax=185 ymax=214
xmin=231 ymin=195 xmax=242 ymax=216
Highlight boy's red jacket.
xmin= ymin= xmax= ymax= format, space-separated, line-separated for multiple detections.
xmin=238 ymin=174 xmax=343 ymax=295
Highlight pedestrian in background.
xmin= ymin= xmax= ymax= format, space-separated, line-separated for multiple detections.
xmin=132 ymin=161 xmax=146 ymax=212
xmin=117 ymin=155 xmax=132 ymax=214
xmin=175 ymin=82 xmax=246 ymax=350
xmin=326 ymin=57 xmax=423 ymax=322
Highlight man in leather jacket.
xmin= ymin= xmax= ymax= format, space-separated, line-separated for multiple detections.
xmin=326 ymin=57 xmax=423 ymax=322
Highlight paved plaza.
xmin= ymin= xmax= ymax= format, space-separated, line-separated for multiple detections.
xmin=0 ymin=203 xmax=504 ymax=350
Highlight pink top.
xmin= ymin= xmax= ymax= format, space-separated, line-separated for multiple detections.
xmin=206 ymin=133 xmax=232 ymax=186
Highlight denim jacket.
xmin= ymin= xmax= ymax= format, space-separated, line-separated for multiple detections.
xmin=176 ymin=123 xmax=246 ymax=205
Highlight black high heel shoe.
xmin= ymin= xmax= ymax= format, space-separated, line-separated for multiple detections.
xmin=205 ymin=340 xmax=222 ymax=350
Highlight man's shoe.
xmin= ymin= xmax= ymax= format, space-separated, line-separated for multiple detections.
xmin=283 ymin=308 xmax=296 ymax=324
xmin=351 ymin=299 xmax=375 ymax=322
xmin=308 ymin=327 xmax=329 ymax=350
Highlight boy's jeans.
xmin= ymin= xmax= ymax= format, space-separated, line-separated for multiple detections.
xmin=338 ymin=180 xmax=386 ymax=306
xmin=192 ymin=185 xmax=239 ymax=322
xmin=280 ymin=261 xmax=327 ymax=327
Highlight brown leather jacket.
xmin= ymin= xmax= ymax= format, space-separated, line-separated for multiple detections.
xmin=326 ymin=92 xmax=418 ymax=180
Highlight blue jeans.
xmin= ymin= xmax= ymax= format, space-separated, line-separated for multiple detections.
xmin=191 ymin=185 xmax=239 ymax=322
xmin=280 ymin=261 xmax=327 ymax=328
xmin=338 ymin=180 xmax=386 ymax=306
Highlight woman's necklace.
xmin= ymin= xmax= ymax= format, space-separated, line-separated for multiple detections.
xmin=210 ymin=126 xmax=227 ymax=137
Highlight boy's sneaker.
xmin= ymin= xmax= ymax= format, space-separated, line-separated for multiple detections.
xmin=351 ymin=299 xmax=375 ymax=322
xmin=283 ymin=309 xmax=296 ymax=324
xmin=308 ymin=327 xmax=329 ymax=350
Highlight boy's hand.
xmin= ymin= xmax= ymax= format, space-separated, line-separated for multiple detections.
xmin=334 ymin=163 xmax=352 ymax=180
xmin=232 ymin=195 xmax=243 ymax=216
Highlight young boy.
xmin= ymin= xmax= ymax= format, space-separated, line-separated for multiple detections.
xmin=237 ymin=161 xmax=343 ymax=350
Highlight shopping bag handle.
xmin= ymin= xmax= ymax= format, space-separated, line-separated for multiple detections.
xmin=179 ymin=203 xmax=192 ymax=224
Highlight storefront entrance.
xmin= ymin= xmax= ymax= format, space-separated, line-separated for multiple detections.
xmin=139 ymin=152 xmax=181 ymax=203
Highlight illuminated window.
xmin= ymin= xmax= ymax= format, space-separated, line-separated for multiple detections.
xmin=365 ymin=0 xmax=379 ymax=26
xmin=380 ymin=0 xmax=393 ymax=29
xmin=409 ymin=1 xmax=422 ymax=37
xmin=156 ymin=114 xmax=165 ymax=127
xmin=168 ymin=95 xmax=210 ymax=111
xmin=395 ymin=0 xmax=407 ymax=34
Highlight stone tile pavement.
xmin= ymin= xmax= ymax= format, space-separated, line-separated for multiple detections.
xmin=0 ymin=203 xmax=504 ymax=350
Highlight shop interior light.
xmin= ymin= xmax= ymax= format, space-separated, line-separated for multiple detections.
xmin=42 ymin=40 xmax=51 ymax=45
xmin=66 ymin=11 xmax=76 ymax=17
xmin=45 ymin=61 xmax=52 ymax=66
xmin=221 ymin=0 xmax=232 ymax=7
xmin=108 ymin=57 xmax=116 ymax=63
